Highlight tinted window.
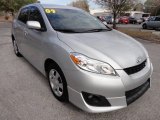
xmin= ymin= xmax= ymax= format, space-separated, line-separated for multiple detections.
xmin=18 ymin=7 xmax=29 ymax=24
xmin=155 ymin=17 xmax=160 ymax=21
xmin=29 ymin=6 xmax=46 ymax=30
xmin=45 ymin=8 xmax=110 ymax=33
xmin=142 ymin=14 xmax=150 ymax=17
xmin=148 ymin=17 xmax=155 ymax=21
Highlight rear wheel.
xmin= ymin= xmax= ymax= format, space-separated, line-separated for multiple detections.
xmin=12 ymin=39 xmax=22 ymax=57
xmin=47 ymin=63 xmax=68 ymax=102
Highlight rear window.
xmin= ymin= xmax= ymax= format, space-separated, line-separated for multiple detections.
xmin=142 ymin=14 xmax=150 ymax=17
xmin=134 ymin=13 xmax=142 ymax=19
xmin=123 ymin=13 xmax=130 ymax=17
xmin=18 ymin=7 xmax=29 ymax=24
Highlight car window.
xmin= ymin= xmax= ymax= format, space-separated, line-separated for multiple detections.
xmin=142 ymin=14 xmax=150 ymax=17
xmin=148 ymin=17 xmax=155 ymax=21
xmin=155 ymin=17 xmax=160 ymax=21
xmin=18 ymin=7 xmax=29 ymax=24
xmin=28 ymin=6 xmax=46 ymax=30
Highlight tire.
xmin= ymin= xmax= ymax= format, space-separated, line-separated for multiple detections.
xmin=156 ymin=28 xmax=160 ymax=31
xmin=12 ymin=39 xmax=22 ymax=57
xmin=47 ymin=63 xmax=68 ymax=102
xmin=142 ymin=24 xmax=147 ymax=29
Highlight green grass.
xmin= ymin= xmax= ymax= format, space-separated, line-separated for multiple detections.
xmin=118 ymin=28 xmax=160 ymax=44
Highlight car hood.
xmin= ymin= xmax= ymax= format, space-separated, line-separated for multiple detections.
xmin=57 ymin=30 xmax=148 ymax=69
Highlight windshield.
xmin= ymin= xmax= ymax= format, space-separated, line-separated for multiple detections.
xmin=142 ymin=14 xmax=150 ymax=17
xmin=45 ymin=8 xmax=111 ymax=33
xmin=124 ymin=13 xmax=130 ymax=17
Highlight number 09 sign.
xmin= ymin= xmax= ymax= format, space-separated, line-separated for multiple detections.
xmin=45 ymin=9 xmax=56 ymax=14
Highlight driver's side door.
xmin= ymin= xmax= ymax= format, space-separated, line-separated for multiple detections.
xmin=154 ymin=17 xmax=160 ymax=28
xmin=147 ymin=17 xmax=155 ymax=28
xmin=23 ymin=6 xmax=47 ymax=70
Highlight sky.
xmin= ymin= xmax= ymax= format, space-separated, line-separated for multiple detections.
xmin=39 ymin=0 xmax=104 ymax=9
xmin=39 ymin=0 xmax=147 ymax=9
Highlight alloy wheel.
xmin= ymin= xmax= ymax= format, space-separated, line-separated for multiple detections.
xmin=13 ymin=40 xmax=18 ymax=54
xmin=49 ymin=69 xmax=63 ymax=97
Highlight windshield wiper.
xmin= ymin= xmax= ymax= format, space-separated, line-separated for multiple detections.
xmin=83 ymin=28 xmax=112 ymax=33
xmin=55 ymin=28 xmax=112 ymax=33
xmin=55 ymin=29 xmax=79 ymax=33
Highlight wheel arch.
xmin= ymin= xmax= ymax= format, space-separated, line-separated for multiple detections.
xmin=44 ymin=58 xmax=62 ymax=76
xmin=11 ymin=34 xmax=15 ymax=42
xmin=44 ymin=58 xmax=69 ymax=101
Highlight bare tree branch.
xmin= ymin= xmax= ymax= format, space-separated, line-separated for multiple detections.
xmin=93 ymin=0 xmax=135 ymax=28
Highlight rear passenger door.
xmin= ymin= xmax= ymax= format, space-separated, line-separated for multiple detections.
xmin=14 ymin=7 xmax=29 ymax=54
xmin=23 ymin=6 xmax=47 ymax=70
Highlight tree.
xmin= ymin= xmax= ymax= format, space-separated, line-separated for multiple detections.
xmin=144 ymin=0 xmax=160 ymax=16
xmin=133 ymin=3 xmax=144 ymax=11
xmin=0 ymin=0 xmax=14 ymax=15
xmin=69 ymin=0 xmax=90 ymax=12
xmin=0 ymin=0 xmax=37 ymax=16
xmin=94 ymin=0 xmax=136 ymax=28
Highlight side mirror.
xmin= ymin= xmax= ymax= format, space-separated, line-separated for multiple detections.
xmin=103 ymin=21 xmax=107 ymax=25
xmin=27 ymin=21 xmax=41 ymax=30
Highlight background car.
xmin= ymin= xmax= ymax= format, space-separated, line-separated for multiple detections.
xmin=142 ymin=13 xmax=150 ymax=22
xmin=105 ymin=16 xmax=119 ymax=24
xmin=119 ymin=16 xmax=129 ymax=24
xmin=142 ymin=16 xmax=160 ymax=29
xmin=129 ymin=17 xmax=143 ymax=24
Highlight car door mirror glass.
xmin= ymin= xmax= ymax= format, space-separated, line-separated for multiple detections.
xmin=27 ymin=21 xmax=41 ymax=30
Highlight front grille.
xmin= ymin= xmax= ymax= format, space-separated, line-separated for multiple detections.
xmin=124 ymin=60 xmax=147 ymax=75
xmin=126 ymin=79 xmax=150 ymax=105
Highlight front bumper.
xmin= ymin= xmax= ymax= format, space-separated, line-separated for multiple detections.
xmin=68 ymin=86 xmax=127 ymax=113
xmin=64 ymin=58 xmax=153 ymax=113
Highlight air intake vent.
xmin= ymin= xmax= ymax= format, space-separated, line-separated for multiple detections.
xmin=124 ymin=60 xmax=147 ymax=75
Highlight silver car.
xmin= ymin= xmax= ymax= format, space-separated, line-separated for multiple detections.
xmin=142 ymin=16 xmax=160 ymax=29
xmin=105 ymin=16 xmax=119 ymax=24
xmin=12 ymin=3 xmax=153 ymax=113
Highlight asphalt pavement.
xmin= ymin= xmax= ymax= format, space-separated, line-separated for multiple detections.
xmin=0 ymin=22 xmax=160 ymax=120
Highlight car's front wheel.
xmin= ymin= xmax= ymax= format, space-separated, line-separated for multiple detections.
xmin=142 ymin=24 xmax=147 ymax=29
xmin=47 ymin=63 xmax=68 ymax=102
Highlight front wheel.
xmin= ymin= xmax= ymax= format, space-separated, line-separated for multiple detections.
xmin=142 ymin=24 xmax=147 ymax=29
xmin=47 ymin=63 xmax=68 ymax=102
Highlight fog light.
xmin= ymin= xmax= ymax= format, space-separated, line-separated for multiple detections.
xmin=82 ymin=92 xmax=111 ymax=107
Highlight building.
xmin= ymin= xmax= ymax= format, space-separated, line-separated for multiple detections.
xmin=90 ymin=8 xmax=112 ymax=16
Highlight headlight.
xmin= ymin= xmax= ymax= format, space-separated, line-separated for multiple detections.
xmin=70 ymin=53 xmax=116 ymax=76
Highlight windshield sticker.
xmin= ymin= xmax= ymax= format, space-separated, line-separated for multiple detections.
xmin=45 ymin=9 xmax=56 ymax=14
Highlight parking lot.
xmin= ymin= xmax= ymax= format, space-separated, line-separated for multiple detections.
xmin=0 ymin=22 xmax=160 ymax=120
xmin=114 ymin=24 xmax=142 ymax=29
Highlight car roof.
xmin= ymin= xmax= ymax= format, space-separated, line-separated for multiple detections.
xmin=23 ymin=3 xmax=81 ymax=10
xmin=41 ymin=4 xmax=77 ymax=9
